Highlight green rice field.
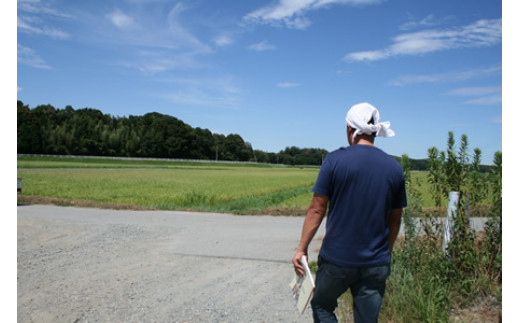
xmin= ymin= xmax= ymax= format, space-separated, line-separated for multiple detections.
xmin=18 ymin=155 xmax=488 ymax=214
xmin=17 ymin=156 xmax=318 ymax=215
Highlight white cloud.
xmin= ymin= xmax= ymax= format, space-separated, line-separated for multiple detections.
xmin=446 ymin=86 xmax=502 ymax=106
xmin=17 ymin=44 xmax=50 ymax=69
xmin=17 ymin=0 xmax=71 ymax=39
xmin=87 ymin=2 xmax=212 ymax=53
xmin=389 ymin=66 xmax=501 ymax=86
xmin=17 ymin=16 xmax=70 ymax=39
xmin=124 ymin=49 xmax=205 ymax=75
xmin=248 ymin=40 xmax=276 ymax=51
xmin=399 ymin=14 xmax=437 ymax=31
xmin=165 ymin=3 xmax=212 ymax=54
xmin=346 ymin=50 xmax=388 ymax=61
xmin=156 ymin=76 xmax=242 ymax=108
xmin=345 ymin=18 xmax=502 ymax=62
xmin=244 ymin=0 xmax=314 ymax=29
xmin=447 ymin=86 xmax=501 ymax=97
xmin=464 ymin=95 xmax=502 ymax=105
xmin=106 ymin=9 xmax=135 ymax=29
xmin=213 ymin=35 xmax=233 ymax=47
xmin=18 ymin=0 xmax=72 ymax=19
xmin=244 ymin=0 xmax=380 ymax=30
xmin=95 ymin=2 xmax=212 ymax=75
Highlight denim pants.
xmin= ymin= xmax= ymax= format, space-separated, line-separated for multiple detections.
xmin=310 ymin=256 xmax=391 ymax=323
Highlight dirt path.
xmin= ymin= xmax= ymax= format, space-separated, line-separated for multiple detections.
xmin=17 ymin=205 xmax=491 ymax=322
xmin=17 ymin=205 xmax=326 ymax=322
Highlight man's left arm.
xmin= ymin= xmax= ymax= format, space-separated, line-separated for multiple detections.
xmin=388 ymin=208 xmax=402 ymax=255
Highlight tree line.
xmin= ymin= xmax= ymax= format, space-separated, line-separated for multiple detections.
xmin=19 ymin=100 xmax=487 ymax=169
xmin=17 ymin=101 xmax=329 ymax=165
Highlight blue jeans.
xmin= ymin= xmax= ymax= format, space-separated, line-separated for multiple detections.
xmin=310 ymin=256 xmax=391 ymax=323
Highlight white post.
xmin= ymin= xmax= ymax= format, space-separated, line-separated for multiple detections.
xmin=442 ymin=191 xmax=460 ymax=253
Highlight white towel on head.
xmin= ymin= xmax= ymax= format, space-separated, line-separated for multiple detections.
xmin=345 ymin=102 xmax=395 ymax=139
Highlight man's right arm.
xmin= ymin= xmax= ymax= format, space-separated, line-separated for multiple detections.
xmin=292 ymin=193 xmax=328 ymax=276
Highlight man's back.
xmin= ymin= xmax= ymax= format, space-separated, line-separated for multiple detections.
xmin=313 ymin=144 xmax=406 ymax=267
xmin=292 ymin=102 xmax=407 ymax=322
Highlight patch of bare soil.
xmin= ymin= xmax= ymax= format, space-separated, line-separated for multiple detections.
xmin=17 ymin=195 xmax=309 ymax=216
xmin=18 ymin=195 xmax=154 ymax=211
xmin=450 ymin=302 xmax=501 ymax=323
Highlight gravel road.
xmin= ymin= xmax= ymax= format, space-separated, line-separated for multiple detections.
xmin=18 ymin=205 xmax=489 ymax=322
xmin=17 ymin=205 xmax=326 ymax=322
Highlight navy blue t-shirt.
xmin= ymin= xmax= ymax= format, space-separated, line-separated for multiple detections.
xmin=313 ymin=145 xmax=407 ymax=267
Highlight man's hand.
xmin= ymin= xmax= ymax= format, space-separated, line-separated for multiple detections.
xmin=292 ymin=251 xmax=307 ymax=277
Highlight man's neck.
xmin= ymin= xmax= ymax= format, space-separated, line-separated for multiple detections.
xmin=352 ymin=136 xmax=375 ymax=146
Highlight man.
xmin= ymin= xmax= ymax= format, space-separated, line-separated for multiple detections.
xmin=292 ymin=102 xmax=407 ymax=322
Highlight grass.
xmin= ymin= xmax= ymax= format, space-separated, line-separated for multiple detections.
xmin=309 ymin=232 xmax=501 ymax=323
xmin=17 ymin=156 xmax=318 ymax=214
xmin=17 ymin=156 xmax=493 ymax=214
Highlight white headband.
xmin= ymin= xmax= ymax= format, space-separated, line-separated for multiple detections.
xmin=346 ymin=102 xmax=395 ymax=139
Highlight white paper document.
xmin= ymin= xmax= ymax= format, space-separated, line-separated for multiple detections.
xmin=289 ymin=256 xmax=315 ymax=314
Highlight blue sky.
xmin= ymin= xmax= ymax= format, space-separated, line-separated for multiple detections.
xmin=16 ymin=0 xmax=504 ymax=164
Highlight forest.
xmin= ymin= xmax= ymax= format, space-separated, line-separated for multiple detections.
xmin=17 ymin=100 xmax=330 ymax=165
